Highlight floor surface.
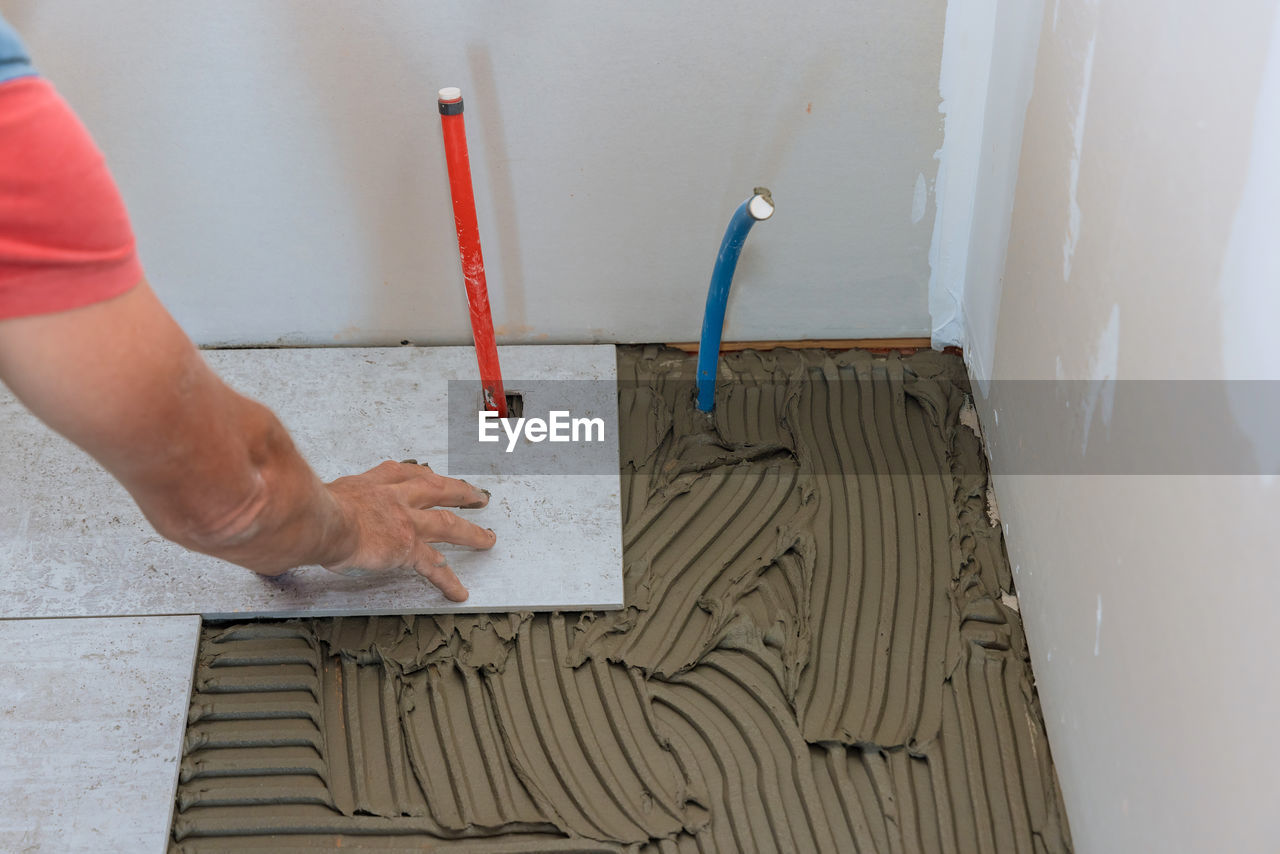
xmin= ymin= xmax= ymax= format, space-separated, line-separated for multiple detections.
xmin=0 ymin=616 xmax=199 ymax=853
xmin=169 ymin=346 xmax=1073 ymax=853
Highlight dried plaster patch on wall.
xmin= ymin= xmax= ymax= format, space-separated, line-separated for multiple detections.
xmin=1062 ymin=28 xmax=1096 ymax=282
xmin=1080 ymin=303 xmax=1119 ymax=452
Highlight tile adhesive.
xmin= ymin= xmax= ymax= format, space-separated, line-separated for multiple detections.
xmin=171 ymin=347 xmax=1072 ymax=853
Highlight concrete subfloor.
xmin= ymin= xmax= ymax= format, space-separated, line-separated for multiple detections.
xmin=168 ymin=346 xmax=1073 ymax=853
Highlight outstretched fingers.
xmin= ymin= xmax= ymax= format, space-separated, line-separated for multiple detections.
xmin=411 ymin=540 xmax=468 ymax=602
xmin=415 ymin=507 xmax=497 ymax=550
xmin=393 ymin=461 xmax=490 ymax=510
xmin=322 ymin=461 xmax=496 ymax=601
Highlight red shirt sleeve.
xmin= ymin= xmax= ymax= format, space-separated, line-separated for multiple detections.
xmin=0 ymin=76 xmax=143 ymax=320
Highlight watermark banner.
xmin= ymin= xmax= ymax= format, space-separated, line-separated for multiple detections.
xmin=447 ymin=379 xmax=620 ymax=476
xmin=446 ymin=377 xmax=1280 ymax=476
xmin=980 ymin=379 xmax=1280 ymax=476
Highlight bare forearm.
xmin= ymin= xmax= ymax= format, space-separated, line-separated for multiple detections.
xmin=125 ymin=372 xmax=494 ymax=598
xmin=0 ymin=282 xmax=493 ymax=600
xmin=153 ymin=387 xmax=497 ymax=600
xmin=146 ymin=391 xmax=354 ymax=575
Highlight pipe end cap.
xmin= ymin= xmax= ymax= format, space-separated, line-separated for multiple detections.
xmin=748 ymin=189 xmax=775 ymax=221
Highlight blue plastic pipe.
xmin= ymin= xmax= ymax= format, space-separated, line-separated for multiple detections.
xmin=696 ymin=188 xmax=774 ymax=412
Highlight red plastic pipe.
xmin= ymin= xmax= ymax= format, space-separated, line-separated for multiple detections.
xmin=438 ymin=87 xmax=507 ymax=417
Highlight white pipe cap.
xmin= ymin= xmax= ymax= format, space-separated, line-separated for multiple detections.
xmin=748 ymin=193 xmax=775 ymax=221
xmin=438 ymin=86 xmax=462 ymax=101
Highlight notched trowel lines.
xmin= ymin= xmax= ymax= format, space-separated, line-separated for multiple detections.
xmin=172 ymin=346 xmax=1071 ymax=854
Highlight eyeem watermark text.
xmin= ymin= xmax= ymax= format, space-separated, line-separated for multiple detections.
xmin=478 ymin=410 xmax=606 ymax=453
xmin=448 ymin=380 xmax=619 ymax=475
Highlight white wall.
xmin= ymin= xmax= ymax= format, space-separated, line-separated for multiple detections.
xmin=966 ymin=1 xmax=1280 ymax=852
xmin=8 ymin=0 xmax=946 ymax=346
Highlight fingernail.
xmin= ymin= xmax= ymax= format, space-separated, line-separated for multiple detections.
xmin=462 ymin=486 xmax=491 ymax=509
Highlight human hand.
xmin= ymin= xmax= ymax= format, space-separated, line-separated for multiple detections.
xmin=320 ymin=460 xmax=495 ymax=601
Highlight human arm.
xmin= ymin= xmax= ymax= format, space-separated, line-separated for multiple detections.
xmin=0 ymin=279 xmax=493 ymax=601
xmin=0 ymin=43 xmax=490 ymax=600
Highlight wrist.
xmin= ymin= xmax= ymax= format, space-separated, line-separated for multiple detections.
xmin=312 ymin=483 xmax=359 ymax=569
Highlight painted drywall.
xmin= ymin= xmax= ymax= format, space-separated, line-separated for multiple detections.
xmin=967 ymin=1 xmax=1280 ymax=852
xmin=927 ymin=1 xmax=996 ymax=348
xmin=956 ymin=1 xmax=1045 ymax=383
xmin=8 ymin=0 xmax=945 ymax=346
xmin=929 ymin=0 xmax=1045 ymax=353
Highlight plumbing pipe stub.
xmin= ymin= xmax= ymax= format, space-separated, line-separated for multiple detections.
xmin=438 ymin=87 xmax=464 ymax=115
xmin=747 ymin=189 xmax=775 ymax=221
